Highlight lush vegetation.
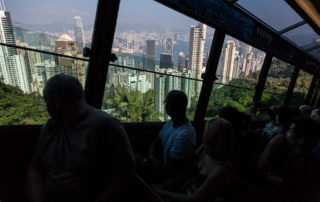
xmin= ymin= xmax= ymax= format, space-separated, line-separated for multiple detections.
xmin=205 ymin=60 xmax=313 ymax=119
xmin=0 ymin=82 xmax=48 ymax=125
xmin=103 ymin=85 xmax=162 ymax=122
xmin=0 ymin=60 xmax=313 ymax=125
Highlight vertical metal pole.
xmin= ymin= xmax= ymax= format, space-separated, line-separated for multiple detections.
xmin=84 ymin=0 xmax=121 ymax=108
xmin=253 ymin=53 xmax=273 ymax=103
xmin=194 ymin=30 xmax=225 ymax=122
xmin=284 ymin=66 xmax=300 ymax=106
xmin=305 ymin=75 xmax=318 ymax=105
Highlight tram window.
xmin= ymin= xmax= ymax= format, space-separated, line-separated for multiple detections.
xmin=205 ymin=36 xmax=265 ymax=119
xmin=103 ymin=0 xmax=215 ymax=122
xmin=0 ymin=45 xmax=89 ymax=125
xmin=7 ymin=0 xmax=98 ymax=54
xmin=260 ymin=58 xmax=294 ymax=106
xmin=290 ymin=70 xmax=313 ymax=107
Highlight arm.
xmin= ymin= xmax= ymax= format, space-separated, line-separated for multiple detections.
xmin=155 ymin=165 xmax=231 ymax=202
xmin=26 ymin=166 xmax=46 ymax=202
xmin=257 ymin=134 xmax=286 ymax=171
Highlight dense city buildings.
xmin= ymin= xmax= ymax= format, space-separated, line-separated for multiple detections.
xmin=0 ymin=0 xmax=267 ymax=119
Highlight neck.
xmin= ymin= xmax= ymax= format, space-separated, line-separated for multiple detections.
xmin=172 ymin=116 xmax=188 ymax=127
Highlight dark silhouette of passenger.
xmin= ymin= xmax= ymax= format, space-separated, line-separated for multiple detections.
xmin=154 ymin=118 xmax=234 ymax=201
xmin=26 ymin=74 xmax=135 ymax=202
xmin=144 ymin=90 xmax=196 ymax=183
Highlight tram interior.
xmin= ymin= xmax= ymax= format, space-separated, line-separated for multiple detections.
xmin=0 ymin=0 xmax=320 ymax=201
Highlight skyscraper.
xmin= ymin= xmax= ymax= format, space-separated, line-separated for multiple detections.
xmin=145 ymin=40 xmax=155 ymax=71
xmin=188 ymin=23 xmax=207 ymax=94
xmin=74 ymin=16 xmax=85 ymax=50
xmin=219 ymin=40 xmax=236 ymax=84
xmin=160 ymin=53 xmax=172 ymax=69
xmin=178 ymin=52 xmax=186 ymax=72
xmin=165 ymin=37 xmax=173 ymax=55
xmin=0 ymin=0 xmax=30 ymax=93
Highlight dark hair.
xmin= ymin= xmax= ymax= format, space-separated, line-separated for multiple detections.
xmin=165 ymin=90 xmax=188 ymax=115
xmin=291 ymin=117 xmax=320 ymax=149
xmin=43 ymin=74 xmax=84 ymax=103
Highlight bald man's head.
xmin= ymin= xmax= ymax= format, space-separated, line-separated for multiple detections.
xmin=43 ymin=74 xmax=84 ymax=103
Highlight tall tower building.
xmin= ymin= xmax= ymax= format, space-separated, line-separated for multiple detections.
xmin=178 ymin=52 xmax=186 ymax=72
xmin=219 ymin=40 xmax=236 ymax=84
xmin=0 ymin=1 xmax=30 ymax=93
xmin=188 ymin=23 xmax=207 ymax=94
xmin=160 ymin=53 xmax=172 ymax=69
xmin=165 ymin=37 xmax=173 ymax=55
xmin=74 ymin=16 xmax=84 ymax=50
xmin=145 ymin=40 xmax=155 ymax=71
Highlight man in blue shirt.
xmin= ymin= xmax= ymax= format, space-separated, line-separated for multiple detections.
xmin=146 ymin=90 xmax=196 ymax=182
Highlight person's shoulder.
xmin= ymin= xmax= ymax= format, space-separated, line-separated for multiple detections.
xmin=177 ymin=121 xmax=196 ymax=136
xmin=88 ymin=106 xmax=120 ymax=126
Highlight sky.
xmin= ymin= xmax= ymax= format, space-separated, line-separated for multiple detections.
xmin=4 ymin=0 xmax=318 ymax=36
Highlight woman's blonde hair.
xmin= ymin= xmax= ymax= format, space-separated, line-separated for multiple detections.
xmin=203 ymin=118 xmax=234 ymax=161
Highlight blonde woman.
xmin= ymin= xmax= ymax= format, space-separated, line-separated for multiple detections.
xmin=154 ymin=118 xmax=234 ymax=202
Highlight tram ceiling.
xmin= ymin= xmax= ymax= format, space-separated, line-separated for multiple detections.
xmin=286 ymin=0 xmax=320 ymax=36
xmin=155 ymin=0 xmax=320 ymax=76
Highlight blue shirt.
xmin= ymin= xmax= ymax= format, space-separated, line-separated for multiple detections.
xmin=158 ymin=120 xmax=196 ymax=164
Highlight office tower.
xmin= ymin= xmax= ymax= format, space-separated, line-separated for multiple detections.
xmin=165 ymin=37 xmax=173 ymax=55
xmin=160 ymin=53 xmax=172 ymax=69
xmin=245 ymin=52 xmax=253 ymax=76
xmin=188 ymin=23 xmax=207 ymax=94
xmin=219 ymin=40 xmax=236 ymax=84
xmin=178 ymin=52 xmax=186 ymax=72
xmin=145 ymin=40 xmax=155 ymax=71
xmin=74 ymin=16 xmax=84 ymax=50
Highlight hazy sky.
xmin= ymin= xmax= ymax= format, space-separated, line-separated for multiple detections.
xmin=4 ymin=0 xmax=318 ymax=35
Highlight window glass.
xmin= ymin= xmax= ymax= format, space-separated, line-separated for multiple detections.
xmin=261 ymin=58 xmax=294 ymax=107
xmin=104 ymin=0 xmax=217 ymax=122
xmin=290 ymin=69 xmax=313 ymax=106
xmin=112 ymin=0 xmax=214 ymax=80
xmin=102 ymin=64 xmax=201 ymax=122
xmin=0 ymin=45 xmax=88 ymax=125
xmin=6 ymin=0 xmax=97 ymax=54
xmin=215 ymin=35 xmax=265 ymax=88
xmin=236 ymin=0 xmax=303 ymax=31
xmin=205 ymin=36 xmax=265 ymax=119
xmin=283 ymin=24 xmax=319 ymax=47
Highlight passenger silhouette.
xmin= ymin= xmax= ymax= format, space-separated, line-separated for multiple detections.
xmin=144 ymin=90 xmax=196 ymax=183
xmin=26 ymin=74 xmax=135 ymax=202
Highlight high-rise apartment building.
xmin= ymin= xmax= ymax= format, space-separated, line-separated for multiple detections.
xmin=218 ymin=40 xmax=236 ymax=84
xmin=74 ymin=16 xmax=85 ymax=50
xmin=188 ymin=23 xmax=207 ymax=93
xmin=0 ymin=1 xmax=30 ymax=93
xmin=145 ymin=40 xmax=155 ymax=71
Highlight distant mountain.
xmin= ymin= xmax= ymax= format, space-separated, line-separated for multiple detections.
xmin=13 ymin=21 xmax=93 ymax=33
xmin=14 ymin=21 xmax=188 ymax=34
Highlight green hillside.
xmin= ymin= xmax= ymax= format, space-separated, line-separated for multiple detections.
xmin=0 ymin=82 xmax=48 ymax=125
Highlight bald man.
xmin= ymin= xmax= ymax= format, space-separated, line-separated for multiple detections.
xmin=27 ymin=74 xmax=135 ymax=202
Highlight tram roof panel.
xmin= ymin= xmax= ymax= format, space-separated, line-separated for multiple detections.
xmin=236 ymin=0 xmax=304 ymax=31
